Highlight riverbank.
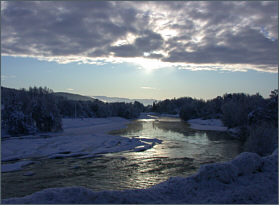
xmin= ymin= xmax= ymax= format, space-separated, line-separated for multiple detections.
xmin=187 ymin=118 xmax=228 ymax=131
xmin=2 ymin=115 xmax=276 ymax=203
xmin=2 ymin=117 xmax=161 ymax=172
xmin=187 ymin=118 xmax=242 ymax=139
xmin=3 ymin=149 xmax=277 ymax=203
xmin=139 ymin=114 xmax=232 ymax=133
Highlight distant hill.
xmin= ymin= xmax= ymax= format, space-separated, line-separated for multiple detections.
xmin=92 ymin=96 xmax=156 ymax=106
xmin=54 ymin=92 xmax=95 ymax=102
xmin=54 ymin=92 xmax=156 ymax=106
xmin=1 ymin=87 xmax=156 ymax=106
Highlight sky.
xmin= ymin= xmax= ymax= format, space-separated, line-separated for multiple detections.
xmin=1 ymin=1 xmax=278 ymax=100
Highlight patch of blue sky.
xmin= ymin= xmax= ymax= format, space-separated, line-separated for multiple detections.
xmin=1 ymin=56 xmax=277 ymax=100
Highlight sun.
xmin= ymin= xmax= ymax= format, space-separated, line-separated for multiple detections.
xmin=133 ymin=58 xmax=167 ymax=74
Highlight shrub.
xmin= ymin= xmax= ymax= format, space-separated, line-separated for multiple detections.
xmin=244 ymin=123 xmax=278 ymax=156
xmin=7 ymin=111 xmax=36 ymax=135
xmin=221 ymin=101 xmax=248 ymax=128
xmin=31 ymin=98 xmax=62 ymax=132
xmin=179 ymin=103 xmax=197 ymax=121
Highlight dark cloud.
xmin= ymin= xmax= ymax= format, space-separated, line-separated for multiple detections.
xmin=147 ymin=53 xmax=164 ymax=59
xmin=1 ymin=1 xmax=278 ymax=72
xmin=110 ymin=44 xmax=140 ymax=57
xmin=163 ymin=28 xmax=278 ymax=65
xmin=109 ymin=30 xmax=164 ymax=57
xmin=135 ymin=30 xmax=164 ymax=52
xmin=1 ymin=1 xmax=140 ymax=57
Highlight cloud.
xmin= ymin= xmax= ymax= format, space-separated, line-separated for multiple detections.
xmin=163 ymin=28 xmax=278 ymax=65
xmin=110 ymin=44 xmax=141 ymax=57
xmin=1 ymin=1 xmax=278 ymax=72
xmin=141 ymin=86 xmax=156 ymax=90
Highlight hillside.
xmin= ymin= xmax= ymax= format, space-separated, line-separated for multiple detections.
xmin=54 ymin=92 xmax=95 ymax=102
xmin=54 ymin=92 xmax=156 ymax=105
xmin=92 ymin=96 xmax=156 ymax=106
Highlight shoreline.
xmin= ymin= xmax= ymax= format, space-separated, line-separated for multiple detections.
xmin=1 ymin=117 xmax=161 ymax=167
xmin=2 ymin=114 xmax=276 ymax=203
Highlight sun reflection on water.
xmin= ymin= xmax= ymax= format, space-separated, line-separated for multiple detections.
xmin=2 ymin=116 xmax=243 ymax=199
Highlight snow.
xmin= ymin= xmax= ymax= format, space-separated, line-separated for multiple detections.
xmin=1 ymin=117 xmax=162 ymax=170
xmin=231 ymin=152 xmax=263 ymax=175
xmin=187 ymin=118 xmax=228 ymax=131
xmin=60 ymin=117 xmax=130 ymax=135
xmin=2 ymin=161 xmax=34 ymax=173
xmin=2 ymin=149 xmax=277 ymax=204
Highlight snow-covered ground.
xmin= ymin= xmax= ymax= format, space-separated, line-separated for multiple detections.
xmin=3 ymin=149 xmax=277 ymax=204
xmin=2 ymin=117 xmax=162 ymax=171
xmin=187 ymin=118 xmax=228 ymax=131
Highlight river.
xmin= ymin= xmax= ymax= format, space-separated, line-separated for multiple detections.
xmin=2 ymin=116 xmax=243 ymax=199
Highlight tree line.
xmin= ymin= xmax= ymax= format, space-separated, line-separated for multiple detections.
xmin=150 ymin=90 xmax=278 ymax=156
xmin=1 ymin=86 xmax=277 ymax=156
xmin=1 ymin=86 xmax=145 ymax=136
xmin=151 ymin=91 xmax=277 ymax=127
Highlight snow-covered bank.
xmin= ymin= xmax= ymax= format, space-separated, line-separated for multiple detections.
xmin=138 ymin=112 xmax=158 ymax=119
xmin=140 ymin=115 xmax=238 ymax=135
xmin=2 ymin=117 xmax=162 ymax=171
xmin=138 ymin=112 xmax=179 ymax=119
xmin=187 ymin=118 xmax=228 ymax=131
xmin=60 ymin=117 xmax=129 ymax=136
xmin=3 ymin=149 xmax=277 ymax=204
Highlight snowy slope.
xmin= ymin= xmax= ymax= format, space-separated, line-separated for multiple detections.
xmin=2 ymin=149 xmax=277 ymax=204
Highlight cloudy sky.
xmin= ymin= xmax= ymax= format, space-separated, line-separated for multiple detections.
xmin=1 ymin=1 xmax=278 ymax=100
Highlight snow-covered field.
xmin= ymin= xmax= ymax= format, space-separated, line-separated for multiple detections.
xmin=3 ymin=149 xmax=277 ymax=204
xmin=2 ymin=117 xmax=161 ymax=171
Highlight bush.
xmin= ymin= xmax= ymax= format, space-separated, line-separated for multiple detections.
xmin=31 ymin=97 xmax=62 ymax=132
xmin=221 ymin=101 xmax=248 ymax=128
xmin=1 ymin=86 xmax=63 ymax=135
xmin=179 ymin=103 xmax=197 ymax=121
xmin=244 ymin=123 xmax=278 ymax=156
xmin=7 ymin=111 xmax=36 ymax=135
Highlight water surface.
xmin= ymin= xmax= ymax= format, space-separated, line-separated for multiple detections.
xmin=2 ymin=117 xmax=243 ymax=199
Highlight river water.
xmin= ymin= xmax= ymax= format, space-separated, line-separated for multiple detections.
xmin=2 ymin=117 xmax=243 ymax=199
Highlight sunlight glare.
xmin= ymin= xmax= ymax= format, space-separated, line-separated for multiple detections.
xmin=131 ymin=58 xmax=171 ymax=74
